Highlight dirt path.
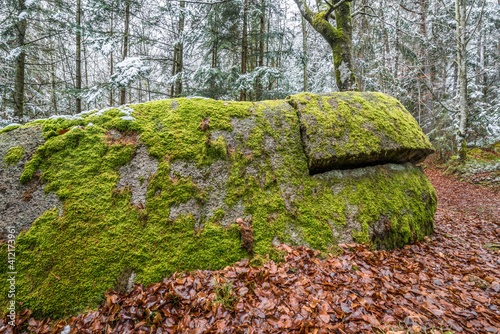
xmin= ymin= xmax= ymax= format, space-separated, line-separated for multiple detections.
xmin=426 ymin=168 xmax=500 ymax=224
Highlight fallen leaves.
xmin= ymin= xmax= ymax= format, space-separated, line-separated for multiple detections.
xmin=426 ymin=168 xmax=500 ymax=224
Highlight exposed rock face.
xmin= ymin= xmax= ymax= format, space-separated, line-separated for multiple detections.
xmin=0 ymin=126 xmax=62 ymax=239
xmin=0 ymin=92 xmax=437 ymax=318
xmin=116 ymin=144 xmax=158 ymax=207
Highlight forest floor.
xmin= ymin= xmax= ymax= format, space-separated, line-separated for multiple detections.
xmin=3 ymin=167 xmax=500 ymax=334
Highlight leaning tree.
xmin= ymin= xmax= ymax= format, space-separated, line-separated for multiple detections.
xmin=292 ymin=0 xmax=358 ymax=91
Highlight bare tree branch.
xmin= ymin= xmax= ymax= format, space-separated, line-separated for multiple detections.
xmin=466 ymin=0 xmax=487 ymax=46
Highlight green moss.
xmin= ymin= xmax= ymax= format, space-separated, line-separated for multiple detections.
xmin=0 ymin=120 xmax=47 ymax=135
xmin=492 ymin=141 xmax=500 ymax=154
xmin=0 ymin=99 xmax=256 ymax=319
xmin=20 ymin=150 xmax=42 ymax=184
xmin=0 ymin=125 xmax=22 ymax=135
xmin=458 ymin=136 xmax=467 ymax=161
xmin=289 ymin=163 xmax=436 ymax=250
xmin=312 ymin=13 xmax=343 ymax=41
xmin=3 ymin=146 xmax=25 ymax=166
xmin=469 ymin=147 xmax=499 ymax=161
xmin=134 ymin=98 xmax=251 ymax=163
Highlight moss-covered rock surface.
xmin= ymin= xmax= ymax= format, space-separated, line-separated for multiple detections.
xmin=0 ymin=92 xmax=437 ymax=318
xmin=287 ymin=92 xmax=434 ymax=173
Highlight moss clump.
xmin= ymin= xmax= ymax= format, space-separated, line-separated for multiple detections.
xmin=443 ymin=145 xmax=500 ymax=189
xmin=0 ymin=120 xmax=48 ymax=135
xmin=0 ymin=125 xmax=22 ymax=135
xmin=134 ymin=98 xmax=252 ymax=163
xmin=492 ymin=141 xmax=500 ymax=154
xmin=469 ymin=147 xmax=500 ymax=161
xmin=3 ymin=146 xmax=25 ymax=166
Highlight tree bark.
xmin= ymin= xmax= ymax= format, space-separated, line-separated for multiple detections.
xmin=110 ymin=8 xmax=114 ymax=106
xmin=120 ymin=1 xmax=130 ymax=105
xmin=76 ymin=0 xmax=82 ymax=114
xmin=301 ymin=16 xmax=308 ymax=92
xmin=175 ymin=1 xmax=185 ymax=97
xmin=240 ymin=0 xmax=248 ymax=101
xmin=50 ymin=39 xmax=58 ymax=115
xmin=293 ymin=0 xmax=358 ymax=91
xmin=420 ymin=0 xmax=433 ymax=127
xmin=394 ymin=7 xmax=399 ymax=87
xmin=170 ymin=1 xmax=185 ymax=98
xmin=170 ymin=46 xmax=177 ymax=98
xmin=256 ymin=0 xmax=265 ymax=100
xmin=456 ymin=0 xmax=468 ymax=160
xmin=13 ymin=0 xmax=27 ymax=121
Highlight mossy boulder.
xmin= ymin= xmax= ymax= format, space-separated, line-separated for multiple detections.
xmin=0 ymin=92 xmax=437 ymax=318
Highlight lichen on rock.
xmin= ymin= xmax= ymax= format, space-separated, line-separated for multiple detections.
xmin=0 ymin=92 xmax=437 ymax=318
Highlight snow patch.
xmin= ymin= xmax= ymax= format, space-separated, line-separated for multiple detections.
xmin=111 ymin=57 xmax=151 ymax=88
xmin=24 ymin=0 xmax=38 ymax=7
xmin=6 ymin=47 xmax=22 ymax=62
xmin=338 ymin=62 xmax=351 ymax=84
xmin=18 ymin=11 xmax=29 ymax=20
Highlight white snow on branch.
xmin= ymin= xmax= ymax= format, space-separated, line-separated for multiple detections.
xmin=24 ymin=0 xmax=39 ymax=8
xmin=6 ymin=47 xmax=22 ymax=61
xmin=110 ymin=57 xmax=151 ymax=88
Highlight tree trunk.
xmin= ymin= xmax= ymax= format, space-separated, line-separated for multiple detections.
xmin=175 ymin=1 xmax=185 ymax=97
xmin=170 ymin=1 xmax=185 ymax=98
xmin=170 ymin=47 xmax=177 ymax=98
xmin=120 ymin=1 xmax=130 ymax=105
xmin=256 ymin=0 xmax=265 ymax=100
xmin=76 ymin=0 xmax=82 ymax=114
xmin=452 ymin=61 xmax=458 ymax=96
xmin=240 ymin=0 xmax=248 ymax=101
xmin=50 ymin=40 xmax=58 ymax=115
xmin=456 ymin=0 xmax=468 ymax=160
xmin=266 ymin=6 xmax=270 ymax=67
xmin=301 ymin=16 xmax=308 ymax=92
xmin=293 ymin=0 xmax=358 ymax=91
xmin=358 ymin=0 xmax=368 ymax=91
xmin=380 ymin=2 xmax=387 ymax=94
xmin=109 ymin=5 xmax=114 ymax=106
xmin=333 ymin=2 xmax=357 ymax=91
xmin=13 ymin=0 xmax=27 ymax=121
xmin=210 ymin=8 xmax=218 ymax=97
xmin=420 ymin=0 xmax=433 ymax=126
xmin=394 ymin=8 xmax=399 ymax=88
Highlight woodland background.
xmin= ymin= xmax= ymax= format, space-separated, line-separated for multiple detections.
xmin=0 ymin=0 xmax=498 ymax=154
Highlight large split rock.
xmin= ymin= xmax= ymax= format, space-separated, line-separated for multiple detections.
xmin=0 ymin=92 xmax=436 ymax=317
